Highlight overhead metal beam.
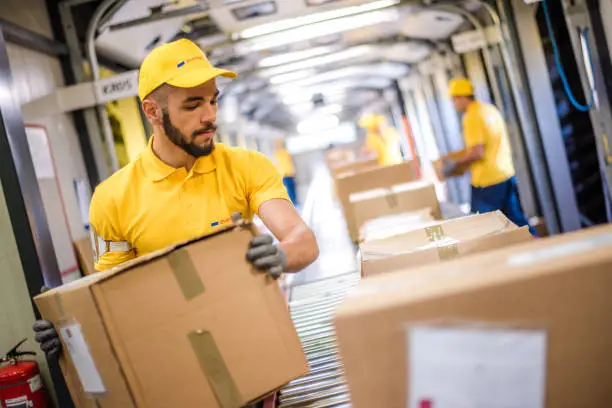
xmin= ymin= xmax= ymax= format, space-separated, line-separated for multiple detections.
xmin=107 ymin=5 xmax=207 ymax=32
xmin=0 ymin=18 xmax=68 ymax=57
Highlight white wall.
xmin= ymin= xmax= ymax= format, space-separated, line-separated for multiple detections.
xmin=1 ymin=0 xmax=90 ymax=405
xmin=602 ymin=0 xmax=612 ymax=60
xmin=3 ymin=0 xmax=91 ymax=284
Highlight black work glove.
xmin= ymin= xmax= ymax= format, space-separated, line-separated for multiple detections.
xmin=442 ymin=158 xmax=458 ymax=178
xmin=246 ymin=234 xmax=287 ymax=280
xmin=33 ymin=286 xmax=62 ymax=361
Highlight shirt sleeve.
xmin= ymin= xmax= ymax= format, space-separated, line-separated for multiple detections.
xmin=246 ymin=151 xmax=292 ymax=214
xmin=463 ymin=110 xmax=487 ymax=148
xmin=89 ymin=187 xmax=136 ymax=271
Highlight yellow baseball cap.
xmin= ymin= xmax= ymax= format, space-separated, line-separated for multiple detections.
xmin=138 ymin=38 xmax=237 ymax=101
xmin=448 ymin=78 xmax=474 ymax=97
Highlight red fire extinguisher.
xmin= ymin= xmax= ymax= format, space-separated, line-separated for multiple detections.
xmin=0 ymin=339 xmax=49 ymax=408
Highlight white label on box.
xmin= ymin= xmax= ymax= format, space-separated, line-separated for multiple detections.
xmin=507 ymin=232 xmax=612 ymax=267
xmin=408 ymin=326 xmax=546 ymax=408
xmin=59 ymin=323 xmax=106 ymax=394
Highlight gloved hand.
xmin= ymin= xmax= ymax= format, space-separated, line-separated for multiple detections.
xmin=33 ymin=320 xmax=61 ymax=361
xmin=33 ymin=286 xmax=62 ymax=361
xmin=246 ymin=234 xmax=287 ymax=279
xmin=442 ymin=158 xmax=458 ymax=178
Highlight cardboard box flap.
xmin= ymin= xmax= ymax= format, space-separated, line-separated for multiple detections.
xmin=97 ymin=223 xmax=251 ymax=283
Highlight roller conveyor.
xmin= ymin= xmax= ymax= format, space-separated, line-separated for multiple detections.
xmin=278 ymin=273 xmax=360 ymax=408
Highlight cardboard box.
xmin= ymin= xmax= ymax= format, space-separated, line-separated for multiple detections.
xmin=34 ymin=223 xmax=308 ymax=408
xmin=360 ymin=210 xmax=517 ymax=262
xmin=329 ymin=157 xmax=379 ymax=178
xmin=359 ymin=209 xmax=436 ymax=243
xmin=350 ymin=181 xmax=441 ymax=237
xmin=335 ymin=223 xmax=612 ymax=408
xmin=74 ymin=237 xmax=96 ymax=276
xmin=432 ymin=148 xmax=471 ymax=181
xmin=361 ymin=226 xmax=532 ymax=277
xmin=335 ymin=161 xmax=419 ymax=241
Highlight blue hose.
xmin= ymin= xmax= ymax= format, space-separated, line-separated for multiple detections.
xmin=542 ymin=0 xmax=595 ymax=112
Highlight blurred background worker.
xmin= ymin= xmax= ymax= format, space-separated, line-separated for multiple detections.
xmin=359 ymin=113 xmax=402 ymax=167
xmin=442 ymin=78 xmax=537 ymax=236
xmin=274 ymin=139 xmax=298 ymax=205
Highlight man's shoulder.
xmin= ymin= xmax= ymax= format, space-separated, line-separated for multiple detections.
xmin=91 ymin=160 xmax=140 ymax=206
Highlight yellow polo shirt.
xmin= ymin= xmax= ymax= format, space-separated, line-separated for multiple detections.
xmin=273 ymin=148 xmax=295 ymax=177
xmin=366 ymin=131 xmax=402 ymax=167
xmin=463 ymin=101 xmax=515 ymax=187
xmin=89 ymin=137 xmax=290 ymax=271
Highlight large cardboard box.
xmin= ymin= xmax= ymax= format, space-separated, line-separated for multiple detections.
xmin=34 ymin=223 xmax=308 ymax=408
xmin=359 ymin=211 xmax=532 ymax=277
xmin=361 ymin=226 xmax=532 ymax=277
xmin=335 ymin=161 xmax=419 ymax=241
xmin=335 ymin=223 xmax=612 ymax=408
xmin=349 ymin=181 xmax=441 ymax=239
xmin=360 ymin=211 xmax=517 ymax=261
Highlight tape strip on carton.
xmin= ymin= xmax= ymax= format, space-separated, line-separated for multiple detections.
xmin=424 ymin=225 xmax=460 ymax=260
xmin=167 ymin=248 xmax=205 ymax=300
xmin=188 ymin=330 xmax=242 ymax=408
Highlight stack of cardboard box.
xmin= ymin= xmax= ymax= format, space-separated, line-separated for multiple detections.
xmin=334 ymin=224 xmax=612 ymax=408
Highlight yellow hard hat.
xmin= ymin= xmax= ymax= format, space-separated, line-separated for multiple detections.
xmin=448 ymin=78 xmax=474 ymax=97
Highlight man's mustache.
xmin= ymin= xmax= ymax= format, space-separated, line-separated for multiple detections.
xmin=193 ymin=124 xmax=217 ymax=137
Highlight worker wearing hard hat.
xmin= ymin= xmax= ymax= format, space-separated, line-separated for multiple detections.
xmin=33 ymin=39 xmax=319 ymax=365
xmin=443 ymin=78 xmax=536 ymax=235
xmin=359 ymin=113 xmax=402 ymax=166
xmin=273 ymin=139 xmax=298 ymax=205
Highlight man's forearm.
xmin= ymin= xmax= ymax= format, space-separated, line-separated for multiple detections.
xmin=279 ymin=225 xmax=319 ymax=273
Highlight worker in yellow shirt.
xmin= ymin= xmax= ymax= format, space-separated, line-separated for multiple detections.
xmin=359 ymin=113 xmax=402 ymax=166
xmin=442 ymin=78 xmax=536 ymax=235
xmin=33 ymin=39 xmax=319 ymax=365
xmin=273 ymin=139 xmax=298 ymax=205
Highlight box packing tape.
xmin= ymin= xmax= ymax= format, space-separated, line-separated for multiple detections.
xmin=425 ymin=225 xmax=460 ymax=260
xmin=167 ymin=247 xmax=242 ymax=407
xmin=167 ymin=249 xmax=205 ymax=300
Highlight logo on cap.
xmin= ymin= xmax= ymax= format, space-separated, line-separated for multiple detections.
xmin=177 ymin=56 xmax=204 ymax=68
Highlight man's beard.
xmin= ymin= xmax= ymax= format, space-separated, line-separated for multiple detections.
xmin=162 ymin=110 xmax=216 ymax=158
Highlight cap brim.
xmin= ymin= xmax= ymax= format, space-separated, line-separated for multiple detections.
xmin=166 ymin=61 xmax=237 ymax=89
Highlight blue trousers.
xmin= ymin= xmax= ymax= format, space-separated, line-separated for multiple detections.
xmin=471 ymin=176 xmax=537 ymax=236
xmin=283 ymin=176 xmax=297 ymax=205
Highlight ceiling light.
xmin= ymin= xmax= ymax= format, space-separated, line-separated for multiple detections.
xmin=297 ymin=114 xmax=340 ymax=135
xmin=258 ymin=46 xmax=335 ymax=68
xmin=235 ymin=9 xmax=399 ymax=54
xmin=260 ymin=45 xmax=373 ymax=78
xmin=236 ymin=0 xmax=401 ymax=39
xmin=269 ymin=70 xmax=316 ymax=85
xmin=282 ymin=89 xmax=346 ymax=105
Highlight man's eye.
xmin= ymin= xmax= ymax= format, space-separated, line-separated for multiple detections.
xmin=183 ymin=105 xmax=199 ymax=111
xmin=211 ymin=99 xmax=218 ymax=106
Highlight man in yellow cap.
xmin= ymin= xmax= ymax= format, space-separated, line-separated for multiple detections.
xmin=359 ymin=113 xmax=402 ymax=166
xmin=273 ymin=139 xmax=298 ymax=205
xmin=33 ymin=39 xmax=319 ymax=372
xmin=443 ymin=78 xmax=536 ymax=235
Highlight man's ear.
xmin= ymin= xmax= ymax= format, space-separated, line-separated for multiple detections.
xmin=142 ymin=99 xmax=162 ymax=126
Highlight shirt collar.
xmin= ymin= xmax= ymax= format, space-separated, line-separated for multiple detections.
xmin=142 ymin=136 xmax=217 ymax=182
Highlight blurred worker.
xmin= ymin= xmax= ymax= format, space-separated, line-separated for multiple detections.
xmin=273 ymin=139 xmax=298 ymax=205
xmin=359 ymin=113 xmax=402 ymax=166
xmin=443 ymin=78 xmax=536 ymax=235
xmin=33 ymin=39 xmax=319 ymax=368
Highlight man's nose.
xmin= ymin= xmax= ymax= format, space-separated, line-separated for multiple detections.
xmin=200 ymin=104 xmax=216 ymax=123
